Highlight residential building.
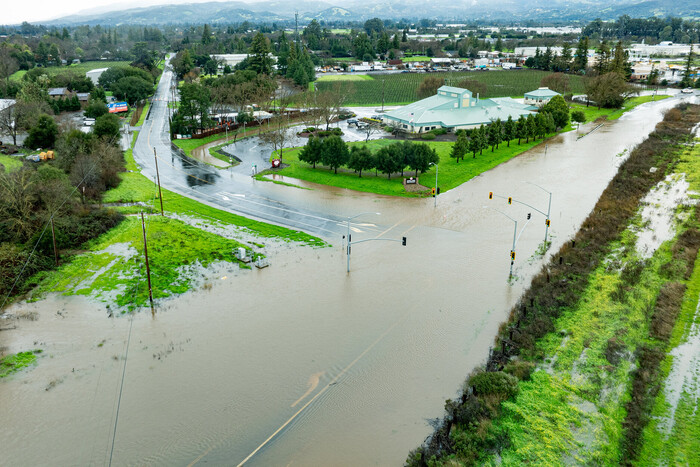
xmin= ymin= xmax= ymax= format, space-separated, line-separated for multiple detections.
xmin=524 ymin=87 xmax=560 ymax=106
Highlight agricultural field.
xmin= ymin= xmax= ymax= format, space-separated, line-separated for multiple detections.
xmin=316 ymin=74 xmax=373 ymax=82
xmin=315 ymin=70 xmax=586 ymax=106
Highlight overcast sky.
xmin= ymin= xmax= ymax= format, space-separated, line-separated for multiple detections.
xmin=5 ymin=0 xmax=240 ymax=25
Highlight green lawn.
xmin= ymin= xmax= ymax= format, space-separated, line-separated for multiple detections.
xmin=269 ymin=137 xmax=542 ymax=197
xmin=0 ymin=155 xmax=24 ymax=172
xmin=9 ymin=60 xmax=130 ymax=81
xmin=316 ymin=74 xmax=374 ymax=82
xmin=403 ymin=56 xmax=432 ymax=62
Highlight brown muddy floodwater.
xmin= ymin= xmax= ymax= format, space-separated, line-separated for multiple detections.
xmin=1 ymin=95 xmax=695 ymax=466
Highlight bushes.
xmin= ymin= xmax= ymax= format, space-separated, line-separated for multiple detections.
xmin=470 ymin=371 xmax=519 ymax=400
xmin=420 ymin=133 xmax=436 ymax=140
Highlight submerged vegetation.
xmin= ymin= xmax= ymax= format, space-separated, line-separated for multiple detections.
xmin=408 ymin=103 xmax=700 ymax=465
xmin=0 ymin=350 xmax=42 ymax=377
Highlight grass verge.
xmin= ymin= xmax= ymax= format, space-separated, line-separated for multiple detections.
xmin=565 ymin=95 xmax=671 ymax=131
xmin=0 ymin=154 xmax=24 ymax=172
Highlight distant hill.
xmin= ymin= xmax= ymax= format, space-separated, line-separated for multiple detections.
xmin=41 ymin=0 xmax=699 ymax=26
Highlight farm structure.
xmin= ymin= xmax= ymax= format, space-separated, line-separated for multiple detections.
xmin=381 ymin=86 xmax=536 ymax=134
xmin=524 ymin=87 xmax=560 ymax=106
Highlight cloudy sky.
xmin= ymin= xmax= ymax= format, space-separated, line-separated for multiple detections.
xmin=5 ymin=0 xmax=236 ymax=25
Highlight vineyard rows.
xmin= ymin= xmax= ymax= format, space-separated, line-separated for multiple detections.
xmin=315 ymin=70 xmax=587 ymax=106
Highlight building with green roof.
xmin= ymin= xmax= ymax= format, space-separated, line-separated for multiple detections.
xmin=381 ymin=86 xmax=537 ymax=134
xmin=523 ymin=87 xmax=560 ymax=106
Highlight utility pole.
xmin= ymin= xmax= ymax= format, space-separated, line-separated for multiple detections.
xmin=154 ymin=148 xmax=164 ymax=216
xmin=140 ymin=212 xmax=155 ymax=314
xmin=50 ymin=216 xmax=58 ymax=266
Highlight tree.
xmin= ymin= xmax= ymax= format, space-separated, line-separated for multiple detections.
xmin=375 ymin=144 xmax=402 ymax=179
xmin=455 ymin=78 xmax=486 ymax=98
xmin=249 ymin=33 xmax=274 ymax=75
xmin=680 ymin=44 xmax=695 ymax=88
xmin=178 ymin=82 xmax=212 ymax=131
xmin=93 ymin=113 xmax=121 ymax=140
xmin=516 ymin=116 xmax=527 ymax=144
xmin=353 ymin=33 xmax=374 ymax=60
xmin=585 ymin=72 xmax=636 ymax=109
xmin=476 ymin=125 xmax=487 ymax=155
xmin=348 ymin=145 xmax=374 ymax=177
xmin=417 ymin=76 xmax=444 ymax=99
xmin=25 ymin=114 xmax=58 ymax=149
xmin=83 ymin=99 xmax=109 ymax=119
xmin=610 ymin=41 xmax=631 ymax=78
xmin=320 ymin=135 xmax=349 ymax=174
xmin=525 ymin=114 xmax=536 ymax=143
xmin=0 ymin=45 xmax=19 ymax=95
xmin=409 ymin=143 xmax=438 ymax=176
xmin=540 ymin=95 xmax=570 ymax=130
xmin=450 ymin=131 xmax=468 ymax=162
xmin=111 ymin=76 xmax=153 ymax=105
xmin=364 ymin=18 xmax=384 ymax=36
xmin=571 ymin=110 xmax=586 ymax=131
xmin=540 ymin=73 xmax=570 ymax=95
xmin=574 ymin=36 xmax=589 ymax=73
xmin=0 ymin=167 xmax=37 ymax=241
xmin=502 ymin=116 xmax=515 ymax=147
xmin=298 ymin=136 xmax=323 ymax=169
xmin=316 ymin=83 xmax=348 ymax=131
xmin=468 ymin=130 xmax=480 ymax=158
xmin=260 ymin=117 xmax=292 ymax=164
xmin=596 ymin=40 xmax=611 ymax=75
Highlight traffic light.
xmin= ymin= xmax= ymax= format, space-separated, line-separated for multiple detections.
xmin=402 ymin=236 xmax=407 ymax=246
xmin=510 ymin=251 xmax=516 ymax=260
xmin=437 ymin=187 xmax=441 ymax=195
xmin=431 ymin=188 xmax=436 ymax=196
xmin=507 ymin=197 xmax=512 ymax=205
xmin=545 ymin=219 xmax=551 ymax=227
xmin=489 ymin=191 xmax=493 ymax=199
xmin=527 ymin=213 xmax=531 ymax=220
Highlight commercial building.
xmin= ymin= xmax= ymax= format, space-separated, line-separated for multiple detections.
xmin=381 ymin=86 xmax=537 ymax=133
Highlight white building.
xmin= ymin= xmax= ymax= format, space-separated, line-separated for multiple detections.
xmin=627 ymin=42 xmax=694 ymax=60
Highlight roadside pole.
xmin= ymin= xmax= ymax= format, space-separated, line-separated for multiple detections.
xmin=140 ymin=212 xmax=155 ymax=314
xmin=154 ymin=148 xmax=164 ymax=216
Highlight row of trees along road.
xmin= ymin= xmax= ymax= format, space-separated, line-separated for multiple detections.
xmin=298 ymin=136 xmax=439 ymax=178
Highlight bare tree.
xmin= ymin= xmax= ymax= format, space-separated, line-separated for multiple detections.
xmin=259 ymin=116 xmax=293 ymax=164
xmin=0 ymin=168 xmax=37 ymax=241
xmin=0 ymin=46 xmax=18 ymax=94
xmin=0 ymin=100 xmax=49 ymax=146
xmin=316 ymin=82 xmax=350 ymax=131
xmin=362 ymin=122 xmax=384 ymax=142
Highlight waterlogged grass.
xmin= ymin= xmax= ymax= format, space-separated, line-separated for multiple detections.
xmin=270 ymin=137 xmax=542 ymax=196
xmin=566 ymin=95 xmax=671 ymax=131
xmin=0 ymin=154 xmax=23 ymax=172
xmin=638 ymin=143 xmax=700 ymax=465
xmin=35 ymin=216 xmax=249 ymax=309
xmin=8 ymin=61 xmax=130 ymax=81
xmin=482 ymin=219 xmax=674 ymax=464
xmin=0 ymin=350 xmax=42 ymax=377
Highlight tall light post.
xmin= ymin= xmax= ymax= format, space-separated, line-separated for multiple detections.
xmin=483 ymin=206 xmax=519 ymax=279
xmin=430 ymin=162 xmax=439 ymax=207
xmin=523 ymin=181 xmax=552 ymax=245
xmin=346 ymin=212 xmax=381 ymax=273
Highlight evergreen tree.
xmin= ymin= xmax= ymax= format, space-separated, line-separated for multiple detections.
xmin=299 ymin=135 xmax=323 ymax=168
xmin=596 ymin=40 xmax=611 ymax=75
xmin=320 ymin=135 xmax=349 ymax=174
xmin=575 ymin=36 xmax=589 ymax=73
xmin=348 ymin=145 xmax=374 ymax=177
xmin=680 ymin=44 xmax=695 ymax=88
xmin=450 ymin=131 xmax=468 ymax=162
xmin=610 ymin=41 xmax=630 ymax=78
xmin=516 ymin=115 xmax=526 ymax=144
xmin=503 ymin=116 xmax=515 ymax=147
xmin=249 ymin=32 xmax=274 ymax=75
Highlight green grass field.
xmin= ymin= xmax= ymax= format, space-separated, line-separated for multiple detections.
xmin=315 ymin=70 xmax=587 ymax=106
xmin=0 ymin=155 xmax=24 ymax=172
xmin=565 ymin=95 xmax=671 ymax=131
xmin=9 ymin=60 xmax=130 ymax=81
xmin=269 ymin=137 xmax=542 ymax=197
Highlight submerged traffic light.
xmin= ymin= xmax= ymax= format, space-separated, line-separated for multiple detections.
xmin=489 ymin=191 xmax=493 ymax=199
xmin=545 ymin=219 xmax=551 ymax=227
xmin=510 ymin=251 xmax=516 ymax=260
xmin=402 ymin=236 xmax=407 ymax=246
xmin=431 ymin=187 xmax=436 ymax=196
xmin=507 ymin=197 xmax=512 ymax=205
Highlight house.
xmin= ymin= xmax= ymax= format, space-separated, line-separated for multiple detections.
xmin=524 ymin=87 xmax=560 ymax=106
xmin=381 ymin=86 xmax=537 ymax=134
xmin=48 ymin=88 xmax=72 ymax=100
xmin=76 ymin=93 xmax=90 ymax=107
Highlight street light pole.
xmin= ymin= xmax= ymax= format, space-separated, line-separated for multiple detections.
xmin=346 ymin=212 xmax=381 ymax=273
xmin=484 ymin=206 xmax=518 ymax=279
xmin=430 ymin=162 xmax=438 ymax=207
xmin=524 ymin=181 xmax=552 ymax=245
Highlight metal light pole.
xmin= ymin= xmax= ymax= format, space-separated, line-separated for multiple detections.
xmin=484 ymin=206 xmax=518 ymax=279
xmin=430 ymin=162 xmax=438 ymax=207
xmin=524 ymin=181 xmax=552 ymax=245
xmin=346 ymin=212 xmax=381 ymax=273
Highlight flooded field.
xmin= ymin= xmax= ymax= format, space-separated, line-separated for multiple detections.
xmin=1 ymin=94 xmax=696 ymax=466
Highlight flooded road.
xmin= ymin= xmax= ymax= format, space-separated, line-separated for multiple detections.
xmin=2 ymin=79 xmax=698 ymax=465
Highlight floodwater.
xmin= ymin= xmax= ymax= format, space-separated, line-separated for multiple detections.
xmin=1 ymin=94 xmax=697 ymax=466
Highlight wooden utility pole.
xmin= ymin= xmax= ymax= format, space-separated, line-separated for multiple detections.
xmin=140 ymin=212 xmax=155 ymax=314
xmin=50 ymin=217 xmax=58 ymax=266
xmin=153 ymin=148 xmax=164 ymax=216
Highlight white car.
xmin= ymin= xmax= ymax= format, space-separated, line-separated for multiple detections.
xmin=681 ymin=88 xmax=694 ymax=94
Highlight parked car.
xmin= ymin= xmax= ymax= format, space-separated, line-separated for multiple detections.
xmin=681 ymin=88 xmax=695 ymax=94
xmin=346 ymin=118 xmax=358 ymax=125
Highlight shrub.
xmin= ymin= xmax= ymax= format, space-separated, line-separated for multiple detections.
xmin=470 ymin=371 xmax=519 ymax=399
xmin=420 ymin=133 xmax=436 ymax=140
xmin=332 ymin=127 xmax=343 ymax=135
xmin=429 ymin=127 xmax=447 ymax=136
